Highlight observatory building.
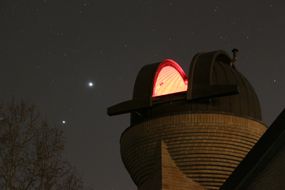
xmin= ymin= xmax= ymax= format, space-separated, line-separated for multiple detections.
xmin=108 ymin=50 xmax=285 ymax=190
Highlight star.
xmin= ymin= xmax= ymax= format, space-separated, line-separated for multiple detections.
xmin=219 ymin=35 xmax=224 ymax=40
xmin=88 ymin=81 xmax=94 ymax=87
xmin=213 ymin=6 xmax=219 ymax=13
xmin=62 ymin=120 xmax=66 ymax=124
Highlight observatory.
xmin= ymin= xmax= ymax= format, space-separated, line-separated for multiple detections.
xmin=108 ymin=50 xmax=284 ymax=190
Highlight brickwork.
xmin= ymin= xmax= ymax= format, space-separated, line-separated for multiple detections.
xmin=120 ymin=113 xmax=266 ymax=189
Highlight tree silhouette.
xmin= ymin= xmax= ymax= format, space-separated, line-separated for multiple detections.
xmin=0 ymin=101 xmax=84 ymax=190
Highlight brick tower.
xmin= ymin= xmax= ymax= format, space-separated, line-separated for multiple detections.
xmin=108 ymin=50 xmax=266 ymax=190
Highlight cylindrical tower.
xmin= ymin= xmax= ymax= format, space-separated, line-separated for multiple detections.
xmin=108 ymin=50 xmax=267 ymax=190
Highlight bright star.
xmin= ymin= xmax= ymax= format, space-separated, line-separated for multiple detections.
xmin=62 ymin=120 xmax=66 ymax=124
xmin=88 ymin=81 xmax=94 ymax=87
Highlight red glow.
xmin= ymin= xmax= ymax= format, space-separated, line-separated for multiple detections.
xmin=152 ymin=59 xmax=188 ymax=97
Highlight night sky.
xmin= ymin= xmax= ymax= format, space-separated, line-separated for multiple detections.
xmin=1 ymin=0 xmax=285 ymax=189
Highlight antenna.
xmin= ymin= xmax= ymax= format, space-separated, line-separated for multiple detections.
xmin=231 ymin=48 xmax=239 ymax=66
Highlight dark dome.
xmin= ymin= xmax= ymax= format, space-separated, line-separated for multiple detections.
xmin=130 ymin=50 xmax=262 ymax=124
xmin=108 ymin=50 xmax=262 ymax=124
xmin=210 ymin=59 xmax=261 ymax=120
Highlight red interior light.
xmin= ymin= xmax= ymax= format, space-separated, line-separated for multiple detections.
xmin=152 ymin=59 xmax=188 ymax=97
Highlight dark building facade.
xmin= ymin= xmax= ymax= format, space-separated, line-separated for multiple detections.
xmin=108 ymin=50 xmax=284 ymax=190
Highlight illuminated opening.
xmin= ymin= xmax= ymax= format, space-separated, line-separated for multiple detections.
xmin=152 ymin=59 xmax=188 ymax=97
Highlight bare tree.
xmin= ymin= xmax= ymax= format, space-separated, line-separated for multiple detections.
xmin=0 ymin=101 xmax=84 ymax=190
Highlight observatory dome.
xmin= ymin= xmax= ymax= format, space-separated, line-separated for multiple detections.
xmin=130 ymin=50 xmax=261 ymax=124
